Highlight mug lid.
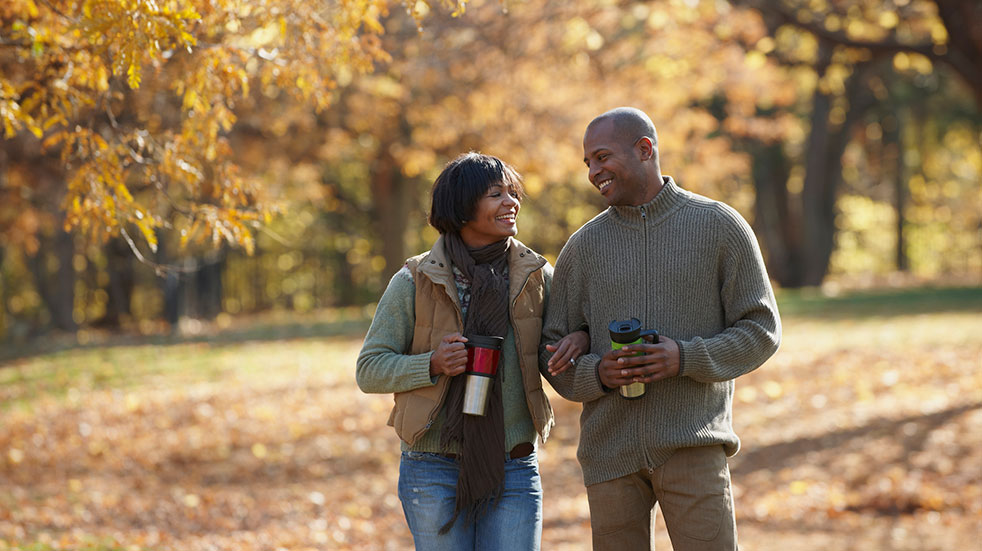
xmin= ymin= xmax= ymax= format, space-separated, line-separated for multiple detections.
xmin=465 ymin=334 xmax=504 ymax=350
xmin=608 ymin=318 xmax=642 ymax=343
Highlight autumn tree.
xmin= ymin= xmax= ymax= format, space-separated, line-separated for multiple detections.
xmin=316 ymin=0 xmax=788 ymax=278
xmin=728 ymin=0 xmax=981 ymax=286
xmin=0 ymin=0 xmax=464 ymax=328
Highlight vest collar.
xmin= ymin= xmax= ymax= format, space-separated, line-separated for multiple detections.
xmin=417 ymin=235 xmax=545 ymax=299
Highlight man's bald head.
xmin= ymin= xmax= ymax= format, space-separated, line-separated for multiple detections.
xmin=586 ymin=107 xmax=658 ymax=150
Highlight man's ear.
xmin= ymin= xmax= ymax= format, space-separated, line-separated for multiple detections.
xmin=636 ymin=137 xmax=654 ymax=161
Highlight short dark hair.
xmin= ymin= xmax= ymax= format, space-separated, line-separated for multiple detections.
xmin=428 ymin=152 xmax=525 ymax=235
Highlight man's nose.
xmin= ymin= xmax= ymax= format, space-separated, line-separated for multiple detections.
xmin=588 ymin=161 xmax=601 ymax=182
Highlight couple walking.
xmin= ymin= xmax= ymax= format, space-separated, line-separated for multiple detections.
xmin=356 ymin=107 xmax=782 ymax=551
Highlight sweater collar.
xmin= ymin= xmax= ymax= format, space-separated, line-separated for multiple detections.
xmin=609 ymin=176 xmax=687 ymax=226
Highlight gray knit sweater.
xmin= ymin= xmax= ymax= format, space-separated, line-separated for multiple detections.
xmin=540 ymin=177 xmax=781 ymax=486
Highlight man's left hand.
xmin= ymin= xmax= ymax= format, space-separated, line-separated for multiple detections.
xmin=613 ymin=335 xmax=681 ymax=383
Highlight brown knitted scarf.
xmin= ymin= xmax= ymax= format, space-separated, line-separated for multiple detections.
xmin=439 ymin=232 xmax=510 ymax=534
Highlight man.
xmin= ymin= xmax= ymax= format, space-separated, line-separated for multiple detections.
xmin=541 ymin=107 xmax=781 ymax=550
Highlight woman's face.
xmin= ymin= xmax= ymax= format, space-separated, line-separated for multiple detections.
xmin=459 ymin=181 xmax=521 ymax=248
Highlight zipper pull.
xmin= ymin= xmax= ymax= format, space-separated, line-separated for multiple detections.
xmin=640 ymin=206 xmax=647 ymax=220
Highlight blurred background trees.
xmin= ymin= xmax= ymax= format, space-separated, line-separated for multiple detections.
xmin=1 ymin=0 xmax=979 ymax=340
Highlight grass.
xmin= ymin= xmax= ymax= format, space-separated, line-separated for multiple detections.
xmin=775 ymin=285 xmax=982 ymax=318
xmin=2 ymin=285 xmax=979 ymax=414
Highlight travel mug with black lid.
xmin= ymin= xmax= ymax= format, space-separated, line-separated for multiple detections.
xmin=608 ymin=318 xmax=660 ymax=399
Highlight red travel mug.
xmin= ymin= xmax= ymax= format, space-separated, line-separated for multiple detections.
xmin=462 ymin=335 xmax=503 ymax=416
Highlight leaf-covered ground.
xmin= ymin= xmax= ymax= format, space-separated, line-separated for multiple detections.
xmin=1 ymin=290 xmax=980 ymax=550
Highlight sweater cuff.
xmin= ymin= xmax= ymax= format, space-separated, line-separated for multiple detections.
xmin=408 ymin=351 xmax=438 ymax=388
xmin=576 ymin=354 xmax=610 ymax=400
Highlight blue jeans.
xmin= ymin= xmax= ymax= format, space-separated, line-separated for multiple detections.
xmin=398 ymin=450 xmax=543 ymax=551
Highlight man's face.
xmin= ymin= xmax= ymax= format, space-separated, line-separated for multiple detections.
xmin=582 ymin=119 xmax=648 ymax=207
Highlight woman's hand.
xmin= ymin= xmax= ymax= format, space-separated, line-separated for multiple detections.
xmin=429 ymin=333 xmax=469 ymax=377
xmin=545 ymin=330 xmax=589 ymax=376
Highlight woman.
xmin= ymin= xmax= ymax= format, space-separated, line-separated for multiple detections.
xmin=356 ymin=152 xmax=586 ymax=550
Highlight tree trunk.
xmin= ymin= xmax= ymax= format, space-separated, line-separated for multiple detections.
xmin=370 ymin=146 xmax=411 ymax=280
xmin=27 ymin=225 xmax=77 ymax=332
xmin=798 ymin=44 xmax=838 ymax=286
xmin=798 ymin=51 xmax=879 ymax=286
xmin=883 ymin=111 xmax=909 ymax=272
xmin=99 ymin=237 xmax=136 ymax=328
xmin=194 ymin=249 xmax=225 ymax=320
xmin=750 ymin=141 xmax=801 ymax=287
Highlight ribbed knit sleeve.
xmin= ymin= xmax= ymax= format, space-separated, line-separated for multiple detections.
xmin=355 ymin=267 xmax=436 ymax=394
xmin=540 ymin=224 xmax=609 ymax=403
xmin=678 ymin=205 xmax=781 ymax=383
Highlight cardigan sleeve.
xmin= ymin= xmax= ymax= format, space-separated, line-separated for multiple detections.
xmin=355 ymin=267 xmax=438 ymax=394
xmin=678 ymin=207 xmax=782 ymax=383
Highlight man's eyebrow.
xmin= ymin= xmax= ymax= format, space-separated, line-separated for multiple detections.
xmin=585 ymin=147 xmax=607 ymax=160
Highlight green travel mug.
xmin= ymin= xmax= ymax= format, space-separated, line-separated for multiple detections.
xmin=608 ymin=318 xmax=660 ymax=399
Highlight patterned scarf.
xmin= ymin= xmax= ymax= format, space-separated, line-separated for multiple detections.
xmin=439 ymin=232 xmax=511 ymax=534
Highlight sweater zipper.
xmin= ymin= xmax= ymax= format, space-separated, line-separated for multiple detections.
xmin=640 ymin=205 xmax=655 ymax=471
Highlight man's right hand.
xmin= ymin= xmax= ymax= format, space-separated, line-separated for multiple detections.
xmin=597 ymin=347 xmax=642 ymax=388
xmin=429 ymin=333 xmax=469 ymax=377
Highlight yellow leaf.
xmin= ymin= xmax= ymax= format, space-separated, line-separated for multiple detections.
xmin=43 ymin=113 xmax=65 ymax=131
xmin=43 ymin=131 xmax=67 ymax=151
xmin=127 ymin=60 xmax=142 ymax=89
xmin=136 ymin=218 xmax=158 ymax=253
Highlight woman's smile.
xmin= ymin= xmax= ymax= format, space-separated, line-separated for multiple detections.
xmin=460 ymin=182 xmax=521 ymax=247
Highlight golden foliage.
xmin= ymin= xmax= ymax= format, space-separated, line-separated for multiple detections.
xmin=0 ymin=0 xmax=465 ymax=254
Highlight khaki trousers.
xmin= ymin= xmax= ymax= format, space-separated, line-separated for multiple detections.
xmin=585 ymin=445 xmax=736 ymax=551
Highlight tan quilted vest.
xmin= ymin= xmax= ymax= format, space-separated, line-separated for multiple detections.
xmin=386 ymin=235 xmax=554 ymax=446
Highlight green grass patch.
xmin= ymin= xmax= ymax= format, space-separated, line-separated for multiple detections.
xmin=775 ymin=285 xmax=982 ymax=319
xmin=0 ymin=540 xmax=132 ymax=551
xmin=0 ymin=336 xmax=360 ymax=414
